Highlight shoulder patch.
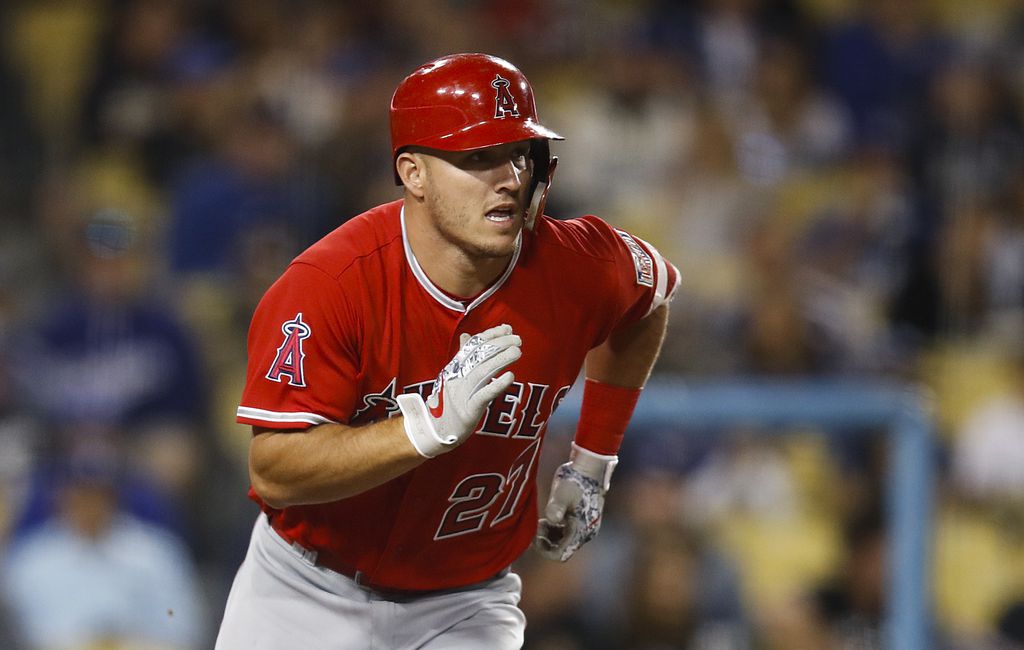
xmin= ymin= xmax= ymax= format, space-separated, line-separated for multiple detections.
xmin=266 ymin=313 xmax=312 ymax=387
xmin=614 ymin=230 xmax=655 ymax=287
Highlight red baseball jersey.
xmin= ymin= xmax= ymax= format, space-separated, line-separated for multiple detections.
xmin=237 ymin=199 xmax=679 ymax=591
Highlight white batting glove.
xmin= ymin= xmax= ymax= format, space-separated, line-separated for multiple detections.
xmin=535 ymin=442 xmax=618 ymax=562
xmin=397 ymin=324 xmax=521 ymax=458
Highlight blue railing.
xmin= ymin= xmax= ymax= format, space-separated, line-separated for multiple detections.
xmin=550 ymin=378 xmax=935 ymax=650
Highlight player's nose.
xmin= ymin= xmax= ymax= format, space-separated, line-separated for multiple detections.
xmin=494 ymin=157 xmax=525 ymax=193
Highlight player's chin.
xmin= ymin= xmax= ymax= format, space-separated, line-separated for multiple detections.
xmin=479 ymin=214 xmax=521 ymax=238
xmin=470 ymin=234 xmax=519 ymax=260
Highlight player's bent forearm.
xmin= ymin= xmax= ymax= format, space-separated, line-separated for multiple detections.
xmin=584 ymin=303 xmax=670 ymax=388
xmin=248 ymin=418 xmax=425 ymax=509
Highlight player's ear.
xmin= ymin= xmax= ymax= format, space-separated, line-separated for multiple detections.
xmin=396 ymin=151 xmax=427 ymax=199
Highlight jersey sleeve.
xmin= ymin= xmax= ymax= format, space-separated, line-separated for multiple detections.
xmin=236 ymin=261 xmax=361 ymax=430
xmin=580 ymin=216 xmax=680 ymax=332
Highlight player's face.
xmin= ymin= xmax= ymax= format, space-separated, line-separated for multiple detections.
xmin=420 ymin=141 xmax=533 ymax=260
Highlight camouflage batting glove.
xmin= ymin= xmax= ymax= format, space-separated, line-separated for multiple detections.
xmin=535 ymin=442 xmax=618 ymax=562
xmin=397 ymin=324 xmax=521 ymax=458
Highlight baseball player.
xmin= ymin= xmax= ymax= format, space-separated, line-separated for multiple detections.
xmin=215 ymin=53 xmax=679 ymax=649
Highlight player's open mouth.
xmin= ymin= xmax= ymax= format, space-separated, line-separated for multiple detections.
xmin=485 ymin=209 xmax=515 ymax=223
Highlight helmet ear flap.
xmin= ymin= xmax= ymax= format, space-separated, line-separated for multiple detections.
xmin=526 ymin=140 xmax=557 ymax=230
xmin=529 ymin=139 xmax=551 ymax=185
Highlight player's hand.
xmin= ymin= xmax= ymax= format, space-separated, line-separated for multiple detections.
xmin=397 ymin=324 xmax=521 ymax=458
xmin=535 ymin=443 xmax=618 ymax=562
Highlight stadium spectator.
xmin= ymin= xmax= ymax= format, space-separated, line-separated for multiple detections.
xmin=730 ymin=36 xmax=852 ymax=186
xmin=166 ymin=97 xmax=331 ymax=275
xmin=951 ymin=348 xmax=1024 ymax=505
xmin=2 ymin=436 xmax=205 ymax=649
xmin=0 ymin=4 xmax=41 ymax=224
xmin=761 ymin=503 xmax=888 ymax=648
xmin=78 ymin=0 xmax=197 ymax=178
xmin=995 ymin=598 xmax=1024 ymax=649
xmin=620 ymin=523 xmax=749 ymax=649
xmin=7 ymin=208 xmax=207 ymax=538
xmin=821 ymin=0 xmax=951 ymax=149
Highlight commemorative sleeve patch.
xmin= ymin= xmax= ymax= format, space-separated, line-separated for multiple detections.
xmin=614 ymin=229 xmax=655 ymax=287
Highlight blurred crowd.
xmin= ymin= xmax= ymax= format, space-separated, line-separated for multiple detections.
xmin=0 ymin=0 xmax=1023 ymax=648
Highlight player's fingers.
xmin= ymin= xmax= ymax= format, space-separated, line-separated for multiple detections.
xmin=535 ymin=522 xmax=570 ymax=561
xmin=469 ymin=371 xmax=515 ymax=411
xmin=483 ymin=333 xmax=521 ymax=350
xmin=534 ymin=542 xmax=561 ymax=561
xmin=465 ymin=333 xmax=520 ymax=359
xmin=535 ymin=520 xmax=564 ymax=548
xmin=484 ymin=341 xmax=522 ymax=371
xmin=544 ymin=499 xmax=568 ymax=523
xmin=559 ymin=543 xmax=577 ymax=562
xmin=459 ymin=332 xmax=470 ymax=347
xmin=467 ymin=347 xmax=521 ymax=390
xmin=470 ymin=324 xmax=513 ymax=342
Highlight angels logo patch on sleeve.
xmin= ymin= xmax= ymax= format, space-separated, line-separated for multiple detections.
xmin=615 ymin=230 xmax=655 ymax=287
xmin=266 ymin=313 xmax=312 ymax=387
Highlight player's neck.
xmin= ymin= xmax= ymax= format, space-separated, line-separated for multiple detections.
xmin=403 ymin=206 xmax=514 ymax=298
xmin=430 ymin=255 xmax=507 ymax=298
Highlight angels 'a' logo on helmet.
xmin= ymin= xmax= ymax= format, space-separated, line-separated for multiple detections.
xmin=491 ymin=74 xmax=520 ymax=119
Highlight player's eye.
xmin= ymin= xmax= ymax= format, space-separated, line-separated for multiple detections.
xmin=461 ymin=147 xmax=528 ymax=171
xmin=505 ymin=146 xmax=530 ymax=169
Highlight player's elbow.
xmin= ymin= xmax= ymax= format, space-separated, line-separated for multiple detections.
xmin=248 ymin=436 xmax=297 ymax=509
xmin=249 ymin=469 xmax=293 ymax=510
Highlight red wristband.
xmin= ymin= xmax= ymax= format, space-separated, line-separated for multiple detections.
xmin=573 ymin=379 xmax=642 ymax=456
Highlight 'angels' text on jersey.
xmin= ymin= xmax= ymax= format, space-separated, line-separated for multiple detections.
xmin=351 ymin=377 xmax=570 ymax=440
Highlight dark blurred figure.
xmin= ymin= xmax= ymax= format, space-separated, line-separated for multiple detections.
xmin=730 ymin=35 xmax=851 ymax=187
xmin=899 ymin=53 xmax=1024 ymax=339
xmin=166 ymin=99 xmax=328 ymax=275
xmin=762 ymin=500 xmax=950 ymax=649
xmin=822 ymin=0 xmax=951 ymax=150
xmin=0 ymin=2 xmax=42 ymax=224
xmin=761 ymin=503 xmax=886 ymax=649
xmin=1 ymin=434 xmax=205 ymax=649
xmin=736 ymin=218 xmax=835 ymax=376
xmin=996 ymin=599 xmax=1024 ymax=649
xmin=621 ymin=523 xmax=750 ymax=650
xmin=807 ymin=505 xmax=887 ymax=648
xmin=9 ymin=209 xmax=207 ymax=538
xmin=0 ymin=346 xmax=30 ymax=650
xmin=912 ymin=55 xmax=1023 ymax=223
xmin=796 ymin=148 xmax=916 ymax=373
xmin=80 ymin=0 xmax=206 ymax=186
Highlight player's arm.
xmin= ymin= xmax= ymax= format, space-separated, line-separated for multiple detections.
xmin=536 ymin=220 xmax=677 ymax=561
xmin=535 ymin=304 xmax=669 ymax=561
xmin=249 ymin=418 xmax=424 ymax=508
xmin=584 ymin=301 xmax=669 ymax=390
xmin=249 ymin=324 xmax=522 ymax=508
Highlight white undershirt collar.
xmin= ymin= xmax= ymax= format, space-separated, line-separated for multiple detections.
xmin=401 ymin=205 xmax=521 ymax=314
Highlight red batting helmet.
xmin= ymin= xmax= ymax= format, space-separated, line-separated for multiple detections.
xmin=390 ymin=53 xmax=563 ymax=227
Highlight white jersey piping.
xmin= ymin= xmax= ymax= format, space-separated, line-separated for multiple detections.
xmin=400 ymin=205 xmax=521 ymax=314
xmin=237 ymin=406 xmax=337 ymax=426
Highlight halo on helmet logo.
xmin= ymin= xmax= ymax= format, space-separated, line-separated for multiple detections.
xmin=491 ymin=74 xmax=520 ymax=119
